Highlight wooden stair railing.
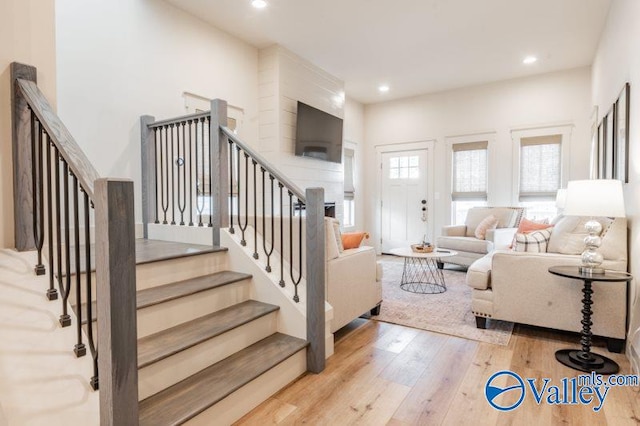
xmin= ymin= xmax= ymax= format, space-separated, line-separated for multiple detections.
xmin=141 ymin=100 xmax=326 ymax=373
xmin=11 ymin=62 xmax=138 ymax=425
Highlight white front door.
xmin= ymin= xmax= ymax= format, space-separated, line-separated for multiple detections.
xmin=380 ymin=149 xmax=429 ymax=253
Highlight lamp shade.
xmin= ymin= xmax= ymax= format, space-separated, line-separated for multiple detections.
xmin=563 ymin=179 xmax=626 ymax=217
xmin=555 ymin=188 xmax=567 ymax=209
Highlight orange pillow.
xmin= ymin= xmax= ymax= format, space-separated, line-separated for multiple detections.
xmin=341 ymin=232 xmax=369 ymax=249
xmin=518 ymin=218 xmax=553 ymax=233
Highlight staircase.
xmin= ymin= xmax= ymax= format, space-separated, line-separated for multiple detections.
xmin=9 ymin=61 xmax=325 ymax=424
xmin=72 ymin=238 xmax=308 ymax=424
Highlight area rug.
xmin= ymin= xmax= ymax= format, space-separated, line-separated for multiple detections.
xmin=372 ymin=256 xmax=513 ymax=346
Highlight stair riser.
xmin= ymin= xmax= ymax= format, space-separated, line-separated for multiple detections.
xmin=72 ymin=252 xmax=228 ymax=304
xmin=183 ymin=349 xmax=307 ymax=426
xmin=137 ymin=280 xmax=251 ymax=338
xmin=138 ymin=312 xmax=278 ymax=400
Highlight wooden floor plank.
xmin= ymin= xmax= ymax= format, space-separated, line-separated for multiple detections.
xmin=378 ymin=331 xmax=449 ymax=387
xmin=390 ymin=336 xmax=478 ymax=425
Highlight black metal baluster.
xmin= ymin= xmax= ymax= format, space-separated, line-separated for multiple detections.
xmin=60 ymin=161 xmax=72 ymax=327
xmin=237 ymin=150 xmax=249 ymax=246
xmin=278 ymin=183 xmax=285 ymax=287
xmin=261 ymin=169 xmax=275 ymax=272
xmin=73 ymin=175 xmax=86 ymax=357
xmin=252 ymin=160 xmax=258 ymax=259
xmin=288 ymin=193 xmax=303 ymax=303
xmin=177 ymin=122 xmax=186 ymax=225
xmin=160 ymin=126 xmax=168 ymax=224
xmin=228 ymin=140 xmax=235 ymax=234
xmin=153 ymin=128 xmax=159 ymax=224
xmin=196 ymin=119 xmax=204 ymax=227
xmin=45 ymin=137 xmax=58 ymax=300
xmin=187 ymin=120 xmax=194 ymax=226
xmin=54 ymin=147 xmax=65 ymax=305
xmin=207 ymin=117 xmax=213 ymax=227
xmin=84 ymin=193 xmax=98 ymax=390
xmin=169 ymin=123 xmax=176 ymax=225
xmin=31 ymin=113 xmax=45 ymax=275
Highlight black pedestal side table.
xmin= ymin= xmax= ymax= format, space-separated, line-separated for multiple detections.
xmin=548 ymin=266 xmax=632 ymax=374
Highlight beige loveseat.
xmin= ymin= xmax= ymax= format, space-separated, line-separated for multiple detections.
xmin=436 ymin=207 xmax=524 ymax=268
xmin=252 ymin=216 xmax=382 ymax=333
xmin=325 ymin=218 xmax=383 ymax=332
xmin=466 ymin=216 xmax=628 ymax=352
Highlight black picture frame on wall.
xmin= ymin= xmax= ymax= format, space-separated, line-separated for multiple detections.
xmin=614 ymin=82 xmax=630 ymax=182
xmin=597 ymin=122 xmax=605 ymax=178
xmin=604 ymin=109 xmax=615 ymax=179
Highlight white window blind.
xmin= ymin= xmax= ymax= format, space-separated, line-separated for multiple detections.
xmin=519 ymin=135 xmax=561 ymax=201
xmin=452 ymin=141 xmax=488 ymax=201
xmin=344 ymin=148 xmax=355 ymax=200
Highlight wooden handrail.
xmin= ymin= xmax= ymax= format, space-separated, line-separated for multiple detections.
xmin=148 ymin=111 xmax=210 ymax=129
xmin=16 ymin=79 xmax=100 ymax=199
xmin=221 ymin=126 xmax=307 ymax=202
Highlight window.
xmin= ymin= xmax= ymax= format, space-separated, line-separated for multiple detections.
xmin=451 ymin=141 xmax=488 ymax=224
xmin=343 ymin=148 xmax=355 ymax=228
xmin=518 ymin=135 xmax=561 ymax=221
xmin=389 ymin=155 xmax=420 ymax=179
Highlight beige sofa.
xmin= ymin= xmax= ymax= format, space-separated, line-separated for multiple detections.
xmin=436 ymin=207 xmax=524 ymax=268
xmin=467 ymin=216 xmax=628 ymax=352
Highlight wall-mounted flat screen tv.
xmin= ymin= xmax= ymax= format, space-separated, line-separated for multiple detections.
xmin=295 ymin=101 xmax=344 ymax=164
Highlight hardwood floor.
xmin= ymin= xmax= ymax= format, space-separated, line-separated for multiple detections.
xmin=237 ymin=319 xmax=640 ymax=425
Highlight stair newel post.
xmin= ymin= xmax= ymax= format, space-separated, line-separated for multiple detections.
xmin=95 ymin=178 xmax=139 ymax=426
xmin=10 ymin=62 xmax=38 ymax=251
xmin=140 ymin=115 xmax=156 ymax=239
xmin=210 ymin=99 xmax=229 ymax=246
xmin=305 ymin=187 xmax=326 ymax=373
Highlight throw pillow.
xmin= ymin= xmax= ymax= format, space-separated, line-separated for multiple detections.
xmin=518 ymin=217 xmax=552 ymax=233
xmin=474 ymin=215 xmax=498 ymax=240
xmin=331 ymin=219 xmax=344 ymax=252
xmin=513 ymin=228 xmax=552 ymax=253
xmin=341 ymin=232 xmax=369 ymax=249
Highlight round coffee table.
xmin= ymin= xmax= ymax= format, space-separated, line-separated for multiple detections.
xmin=389 ymin=247 xmax=458 ymax=294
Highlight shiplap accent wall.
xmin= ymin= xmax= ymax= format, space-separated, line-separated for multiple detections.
xmin=258 ymin=46 xmax=345 ymax=223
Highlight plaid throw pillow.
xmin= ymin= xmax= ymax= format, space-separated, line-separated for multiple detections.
xmin=513 ymin=228 xmax=552 ymax=253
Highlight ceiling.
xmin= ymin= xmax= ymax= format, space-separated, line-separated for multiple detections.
xmin=165 ymin=0 xmax=611 ymax=104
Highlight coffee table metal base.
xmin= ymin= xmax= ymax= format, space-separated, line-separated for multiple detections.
xmin=555 ymin=349 xmax=619 ymax=374
xmin=399 ymin=257 xmax=446 ymax=294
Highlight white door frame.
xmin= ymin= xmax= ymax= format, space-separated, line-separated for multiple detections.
xmin=375 ymin=140 xmax=436 ymax=254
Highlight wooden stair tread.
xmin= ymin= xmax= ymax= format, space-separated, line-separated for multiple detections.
xmin=137 ymin=271 xmax=251 ymax=309
xmin=138 ymin=333 xmax=308 ymax=425
xmin=62 ymin=238 xmax=226 ymax=275
xmin=137 ymin=300 xmax=279 ymax=368
xmin=72 ymin=270 xmax=252 ymax=324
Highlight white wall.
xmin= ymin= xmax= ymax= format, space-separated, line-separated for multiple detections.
xmin=592 ymin=0 xmax=640 ymax=368
xmin=258 ymin=46 xmax=345 ymax=222
xmin=56 ymin=0 xmax=259 ymax=226
xmin=363 ymin=67 xmax=593 ymax=245
xmin=0 ymin=0 xmax=56 ymax=248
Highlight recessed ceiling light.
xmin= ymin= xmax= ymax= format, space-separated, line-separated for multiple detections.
xmin=378 ymin=85 xmax=390 ymax=93
xmin=252 ymin=0 xmax=267 ymax=9
xmin=523 ymin=56 xmax=537 ymax=65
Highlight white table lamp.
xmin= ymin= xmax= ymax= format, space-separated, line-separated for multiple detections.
xmin=563 ymin=180 xmax=626 ymax=274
